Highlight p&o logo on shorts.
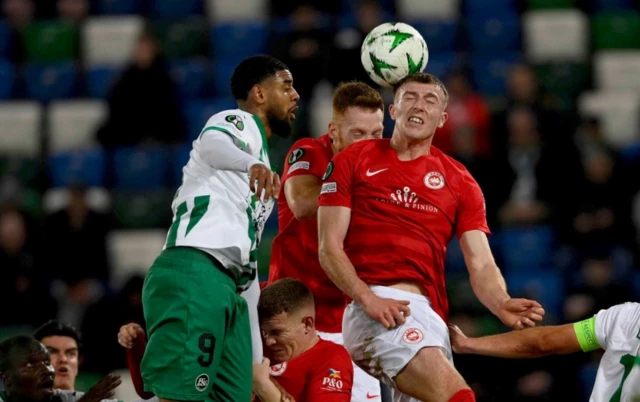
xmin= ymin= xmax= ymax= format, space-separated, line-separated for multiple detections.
xmin=269 ymin=362 xmax=288 ymax=376
xmin=424 ymin=171 xmax=445 ymax=190
xmin=195 ymin=374 xmax=209 ymax=392
xmin=403 ymin=328 xmax=424 ymax=344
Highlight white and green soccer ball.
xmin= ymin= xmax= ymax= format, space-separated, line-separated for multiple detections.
xmin=361 ymin=22 xmax=429 ymax=88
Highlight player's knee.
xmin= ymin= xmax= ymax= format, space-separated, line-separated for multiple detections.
xmin=448 ymin=388 xmax=475 ymax=402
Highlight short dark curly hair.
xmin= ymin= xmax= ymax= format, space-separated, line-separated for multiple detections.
xmin=230 ymin=55 xmax=290 ymax=101
xmin=33 ymin=319 xmax=83 ymax=353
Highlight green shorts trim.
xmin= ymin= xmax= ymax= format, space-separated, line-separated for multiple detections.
xmin=141 ymin=247 xmax=252 ymax=401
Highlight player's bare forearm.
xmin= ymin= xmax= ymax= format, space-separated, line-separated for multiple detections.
xmin=318 ymin=206 xmax=375 ymax=305
xmin=285 ymin=175 xmax=322 ymax=220
xmin=457 ymin=324 xmax=581 ymax=358
xmin=254 ymin=379 xmax=292 ymax=402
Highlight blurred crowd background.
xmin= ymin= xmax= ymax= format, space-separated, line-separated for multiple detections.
xmin=0 ymin=0 xmax=639 ymax=401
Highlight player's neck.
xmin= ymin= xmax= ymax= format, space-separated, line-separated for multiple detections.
xmin=390 ymin=131 xmax=433 ymax=161
xmin=237 ymin=101 xmax=273 ymax=139
xmin=301 ymin=331 xmax=320 ymax=355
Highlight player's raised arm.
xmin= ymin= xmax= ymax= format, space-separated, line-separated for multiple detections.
xmin=460 ymin=230 xmax=545 ymax=329
xmin=450 ymin=321 xmax=585 ymax=358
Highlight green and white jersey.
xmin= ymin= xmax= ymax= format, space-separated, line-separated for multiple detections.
xmin=575 ymin=302 xmax=640 ymax=402
xmin=164 ymin=109 xmax=274 ymax=291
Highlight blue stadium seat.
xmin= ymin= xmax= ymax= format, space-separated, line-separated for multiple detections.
xmin=340 ymin=0 xmax=395 ymax=15
xmin=169 ymin=59 xmax=209 ymax=100
xmin=24 ymin=62 xmax=79 ymax=102
xmin=0 ymin=21 xmax=14 ymax=60
xmin=113 ymin=147 xmax=168 ymax=190
xmin=48 ymin=148 xmax=107 ymax=188
xmin=471 ymin=52 xmax=520 ymax=96
xmin=171 ymin=143 xmax=191 ymax=187
xmin=92 ymin=0 xmax=141 ymax=14
xmin=464 ymin=0 xmax=517 ymax=16
xmin=149 ymin=0 xmax=203 ymax=18
xmin=467 ymin=13 xmax=521 ymax=51
xmin=412 ymin=20 xmax=459 ymax=52
xmin=592 ymin=0 xmax=635 ymax=11
xmin=500 ymin=225 xmax=556 ymax=271
xmin=212 ymin=59 xmax=236 ymax=98
xmin=0 ymin=60 xmax=15 ymax=99
xmin=210 ymin=23 xmax=269 ymax=64
xmin=505 ymin=271 xmax=564 ymax=318
xmin=183 ymin=97 xmax=236 ymax=140
xmin=424 ymin=52 xmax=461 ymax=79
xmin=87 ymin=66 xmax=122 ymax=98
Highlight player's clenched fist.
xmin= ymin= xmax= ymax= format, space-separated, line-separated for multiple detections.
xmin=117 ymin=322 xmax=145 ymax=349
xmin=249 ymin=163 xmax=280 ymax=201
xmin=362 ymin=295 xmax=411 ymax=329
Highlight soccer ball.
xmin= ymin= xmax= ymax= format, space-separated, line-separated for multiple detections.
xmin=361 ymin=22 xmax=429 ymax=88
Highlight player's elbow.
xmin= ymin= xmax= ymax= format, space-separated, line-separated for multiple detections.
xmin=289 ymin=199 xmax=317 ymax=220
xmin=318 ymin=240 xmax=339 ymax=270
xmin=528 ymin=331 xmax=556 ymax=357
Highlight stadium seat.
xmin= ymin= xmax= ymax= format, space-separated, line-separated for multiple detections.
xmin=149 ymin=0 xmax=203 ymax=18
xmin=205 ymin=0 xmax=268 ymax=23
xmin=592 ymin=0 xmax=635 ymax=11
xmin=524 ymin=10 xmax=589 ymax=62
xmin=48 ymin=148 xmax=106 ymax=188
xmin=107 ymin=229 xmax=167 ymax=289
xmin=43 ymin=187 xmax=110 ymax=214
xmin=411 ymin=20 xmax=459 ymax=53
xmin=535 ymin=62 xmax=588 ymax=99
xmin=464 ymin=0 xmax=517 ymax=16
xmin=112 ymin=147 xmax=169 ymax=190
xmin=48 ymin=100 xmax=107 ymax=153
xmin=579 ymin=90 xmax=640 ymax=147
xmin=470 ymin=52 xmax=521 ymax=96
xmin=0 ymin=156 xmax=40 ymax=188
xmin=169 ymin=59 xmax=210 ymax=100
xmin=527 ymin=0 xmax=575 ymax=8
xmin=92 ymin=0 xmax=141 ymax=14
xmin=505 ymin=271 xmax=564 ymax=318
xmin=87 ymin=65 xmax=122 ymax=98
xmin=340 ymin=0 xmax=395 ymax=15
xmin=500 ymin=225 xmax=557 ymax=271
xmin=24 ymin=62 xmax=79 ymax=103
xmin=83 ymin=17 xmax=144 ymax=67
xmin=212 ymin=59 xmax=236 ymax=98
xmin=594 ymin=51 xmax=640 ymax=91
xmin=183 ymin=97 xmax=236 ymax=140
xmin=466 ymin=13 xmax=521 ymax=51
xmin=210 ymin=23 xmax=269 ymax=64
xmin=424 ymin=51 xmax=461 ymax=80
xmin=397 ymin=0 xmax=460 ymax=20
xmin=111 ymin=191 xmax=173 ymax=230
xmin=0 ymin=102 xmax=42 ymax=157
xmin=170 ymin=143 xmax=191 ymax=187
xmin=0 ymin=21 xmax=14 ymax=60
xmin=592 ymin=12 xmax=640 ymax=50
xmin=151 ymin=18 xmax=206 ymax=59
xmin=22 ymin=21 xmax=78 ymax=62
xmin=0 ymin=61 xmax=15 ymax=99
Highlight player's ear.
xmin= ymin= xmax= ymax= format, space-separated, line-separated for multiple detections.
xmin=302 ymin=316 xmax=314 ymax=333
xmin=1 ymin=371 xmax=12 ymax=388
xmin=250 ymin=84 xmax=266 ymax=105
xmin=438 ymin=111 xmax=448 ymax=128
xmin=389 ymin=104 xmax=396 ymax=121
xmin=328 ymin=121 xmax=338 ymax=141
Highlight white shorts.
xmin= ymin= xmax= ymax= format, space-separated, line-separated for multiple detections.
xmin=342 ymin=286 xmax=452 ymax=401
xmin=317 ymin=330 xmax=382 ymax=402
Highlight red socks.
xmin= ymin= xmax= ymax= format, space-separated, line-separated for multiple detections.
xmin=448 ymin=389 xmax=476 ymax=402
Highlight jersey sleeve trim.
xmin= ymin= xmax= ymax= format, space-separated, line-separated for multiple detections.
xmin=573 ymin=316 xmax=600 ymax=352
xmin=201 ymin=126 xmax=247 ymax=150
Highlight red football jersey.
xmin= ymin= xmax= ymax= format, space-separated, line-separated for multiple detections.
xmin=269 ymin=134 xmax=346 ymax=333
xmin=269 ymin=338 xmax=353 ymax=402
xmin=317 ymin=139 xmax=490 ymax=321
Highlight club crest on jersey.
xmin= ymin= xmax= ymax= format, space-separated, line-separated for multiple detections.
xmin=424 ymin=171 xmax=445 ymax=190
xmin=322 ymin=161 xmax=334 ymax=180
xmin=288 ymin=148 xmax=305 ymax=164
xmin=403 ymin=328 xmax=424 ymax=344
xmin=269 ymin=362 xmax=288 ymax=376
xmin=195 ymin=374 xmax=209 ymax=391
xmin=225 ymin=115 xmax=244 ymax=131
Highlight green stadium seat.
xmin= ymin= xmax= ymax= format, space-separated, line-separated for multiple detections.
xmin=0 ymin=156 xmax=41 ymax=188
xmin=536 ymin=62 xmax=589 ymax=97
xmin=151 ymin=18 xmax=207 ymax=59
xmin=527 ymin=0 xmax=575 ymax=9
xmin=112 ymin=190 xmax=173 ymax=229
xmin=593 ymin=12 xmax=640 ymax=50
xmin=23 ymin=21 xmax=78 ymax=62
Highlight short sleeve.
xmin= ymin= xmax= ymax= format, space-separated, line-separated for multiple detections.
xmin=200 ymin=112 xmax=262 ymax=159
xmin=304 ymin=346 xmax=353 ymax=402
xmin=317 ymin=149 xmax=355 ymax=209
xmin=595 ymin=302 xmax=640 ymax=351
xmin=283 ymin=142 xmax=330 ymax=181
xmin=456 ymin=171 xmax=491 ymax=238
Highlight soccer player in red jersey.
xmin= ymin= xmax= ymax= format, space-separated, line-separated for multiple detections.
xmin=317 ymin=73 xmax=546 ymax=402
xmin=269 ymin=81 xmax=384 ymax=400
xmin=254 ymin=278 xmax=354 ymax=402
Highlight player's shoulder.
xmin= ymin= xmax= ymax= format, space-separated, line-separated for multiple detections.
xmin=290 ymin=135 xmax=328 ymax=153
xmin=597 ymin=302 xmax=640 ymax=322
xmin=431 ymin=146 xmax=472 ymax=176
xmin=315 ymin=339 xmax=353 ymax=364
xmin=204 ymin=109 xmax=258 ymax=134
xmin=338 ymin=139 xmax=388 ymax=161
